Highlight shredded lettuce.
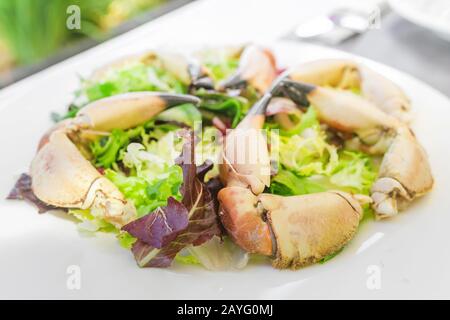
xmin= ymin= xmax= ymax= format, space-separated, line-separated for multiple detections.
xmin=90 ymin=127 xmax=143 ymax=169
xmin=105 ymin=132 xmax=184 ymax=217
xmin=285 ymin=106 xmax=320 ymax=137
xmin=330 ymin=150 xmax=377 ymax=195
xmin=118 ymin=232 xmax=137 ymax=249
xmin=69 ymin=208 xmax=117 ymax=233
xmin=270 ymin=171 xmax=327 ymax=195
xmin=89 ymin=120 xmax=183 ymax=170
xmin=277 ymin=132 xmax=338 ymax=176
xmin=198 ymin=49 xmax=240 ymax=82
xmin=84 ymin=63 xmax=187 ymax=102
xmin=105 ymin=166 xmax=182 ymax=217
xmin=271 ymin=106 xmax=378 ymax=198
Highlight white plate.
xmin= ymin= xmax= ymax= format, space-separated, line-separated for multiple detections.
xmin=1 ymin=40 xmax=449 ymax=299
xmin=389 ymin=0 xmax=450 ymax=41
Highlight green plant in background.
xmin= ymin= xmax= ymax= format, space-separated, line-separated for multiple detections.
xmin=0 ymin=0 xmax=165 ymax=67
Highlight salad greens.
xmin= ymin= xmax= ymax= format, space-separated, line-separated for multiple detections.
xmin=84 ymin=63 xmax=187 ymax=102
xmin=70 ymin=118 xmax=232 ymax=268
xmin=269 ymin=106 xmax=378 ymax=216
xmin=195 ymin=90 xmax=250 ymax=128
xmin=52 ymin=60 xmax=188 ymax=121
xmin=197 ymin=48 xmax=240 ymax=83
xmin=123 ymin=133 xmax=222 ymax=268
xmin=47 ymin=49 xmax=381 ymax=269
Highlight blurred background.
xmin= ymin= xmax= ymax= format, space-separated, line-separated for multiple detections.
xmin=0 ymin=0 xmax=191 ymax=86
xmin=0 ymin=0 xmax=449 ymax=94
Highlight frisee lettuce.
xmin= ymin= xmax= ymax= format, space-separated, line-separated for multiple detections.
xmin=69 ymin=208 xmax=116 ymax=233
xmin=271 ymin=106 xmax=378 ymax=198
xmin=84 ymin=63 xmax=187 ymax=102
xmin=198 ymin=49 xmax=240 ymax=83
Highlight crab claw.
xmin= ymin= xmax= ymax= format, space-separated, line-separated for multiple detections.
xmin=288 ymin=59 xmax=360 ymax=90
xmin=31 ymin=131 xmax=135 ymax=227
xmin=218 ymin=187 xmax=273 ymax=256
xmin=38 ymin=92 xmax=200 ymax=147
xmin=31 ymin=92 xmax=199 ymax=227
xmin=219 ymin=45 xmax=277 ymax=93
xmin=262 ymin=191 xmax=362 ymax=268
xmin=358 ymin=65 xmax=411 ymax=123
xmin=218 ymin=187 xmax=363 ymax=269
xmin=371 ymin=126 xmax=433 ymax=218
xmin=276 ymin=79 xmax=399 ymax=145
xmin=287 ymin=59 xmax=411 ymax=122
xmin=75 ymin=92 xmax=200 ymax=132
xmin=219 ymin=92 xmax=275 ymax=195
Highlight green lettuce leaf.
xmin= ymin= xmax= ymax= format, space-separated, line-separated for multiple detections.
xmin=272 ymin=105 xmax=378 ymax=197
xmin=118 ymin=232 xmax=137 ymax=249
xmin=69 ymin=208 xmax=116 ymax=233
xmin=270 ymin=170 xmax=327 ymax=196
xmin=90 ymin=127 xmax=141 ymax=169
xmin=330 ymin=150 xmax=377 ymax=195
xmin=84 ymin=63 xmax=187 ymax=102
xmin=155 ymin=103 xmax=202 ymax=129
xmin=195 ymin=90 xmax=249 ymax=128
xmin=105 ymin=164 xmax=183 ymax=217
xmin=200 ymin=52 xmax=239 ymax=83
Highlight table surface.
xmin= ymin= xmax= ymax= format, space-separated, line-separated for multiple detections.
xmin=288 ymin=11 xmax=450 ymax=97
xmin=0 ymin=0 xmax=448 ymax=97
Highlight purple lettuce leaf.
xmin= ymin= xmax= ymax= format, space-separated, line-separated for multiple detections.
xmin=122 ymin=197 xmax=188 ymax=249
xmin=7 ymin=173 xmax=58 ymax=213
xmin=124 ymin=131 xmax=222 ymax=268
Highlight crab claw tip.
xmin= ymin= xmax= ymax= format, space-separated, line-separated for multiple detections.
xmin=219 ymin=74 xmax=247 ymax=90
xmin=160 ymin=93 xmax=201 ymax=107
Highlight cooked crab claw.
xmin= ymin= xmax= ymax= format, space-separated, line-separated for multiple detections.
xmin=31 ymin=92 xmax=200 ymax=227
xmin=218 ymin=92 xmax=365 ymax=269
xmin=371 ymin=126 xmax=433 ymax=219
xmin=273 ymin=79 xmax=433 ymax=218
xmin=264 ymin=191 xmax=362 ymax=268
xmin=38 ymin=92 xmax=200 ymax=147
xmin=219 ymin=92 xmax=274 ymax=195
xmin=218 ymin=187 xmax=363 ymax=268
xmin=75 ymin=92 xmax=200 ymax=132
xmin=276 ymin=79 xmax=399 ymax=145
xmin=219 ymin=45 xmax=277 ymax=93
xmin=287 ymin=59 xmax=411 ymax=122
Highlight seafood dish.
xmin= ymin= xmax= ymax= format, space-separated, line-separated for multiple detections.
xmin=8 ymin=45 xmax=433 ymax=270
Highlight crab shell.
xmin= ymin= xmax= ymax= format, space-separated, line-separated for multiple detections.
xmin=218 ymin=187 xmax=362 ymax=269
xmin=287 ymin=59 xmax=412 ymax=123
xmin=30 ymin=92 xmax=200 ymax=228
xmin=278 ymin=78 xmax=433 ymax=218
xmin=219 ymin=45 xmax=278 ymax=93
